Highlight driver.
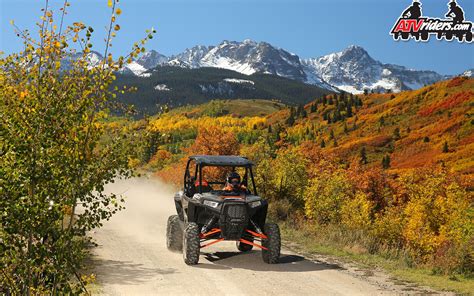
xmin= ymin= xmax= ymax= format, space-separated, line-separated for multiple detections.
xmin=223 ymin=172 xmax=247 ymax=192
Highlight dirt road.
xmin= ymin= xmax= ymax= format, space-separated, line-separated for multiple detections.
xmin=91 ymin=177 xmax=435 ymax=295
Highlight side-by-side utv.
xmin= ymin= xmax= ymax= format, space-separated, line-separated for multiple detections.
xmin=166 ymin=155 xmax=281 ymax=265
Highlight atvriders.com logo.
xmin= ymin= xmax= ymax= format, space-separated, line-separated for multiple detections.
xmin=391 ymin=0 xmax=473 ymax=43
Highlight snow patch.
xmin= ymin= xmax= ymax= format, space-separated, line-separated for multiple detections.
xmin=154 ymin=84 xmax=171 ymax=91
xmin=223 ymin=78 xmax=254 ymax=85
xmin=122 ymin=61 xmax=148 ymax=76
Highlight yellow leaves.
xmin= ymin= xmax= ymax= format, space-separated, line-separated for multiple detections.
xmin=108 ymin=0 xmax=113 ymax=8
xmin=54 ymin=41 xmax=62 ymax=49
xmin=116 ymin=8 xmax=122 ymax=15
xmin=114 ymin=24 xmax=120 ymax=31
xmin=9 ymin=20 xmax=14 ymax=25
xmin=19 ymin=90 xmax=28 ymax=100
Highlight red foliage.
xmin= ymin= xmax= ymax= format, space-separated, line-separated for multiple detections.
xmin=418 ymin=91 xmax=473 ymax=116
xmin=446 ymin=76 xmax=467 ymax=88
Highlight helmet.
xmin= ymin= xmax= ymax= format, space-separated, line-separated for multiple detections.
xmin=227 ymin=172 xmax=241 ymax=188
xmin=413 ymin=1 xmax=420 ymax=6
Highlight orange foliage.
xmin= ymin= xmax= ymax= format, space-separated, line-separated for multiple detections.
xmin=187 ymin=126 xmax=239 ymax=156
xmin=156 ymin=126 xmax=240 ymax=185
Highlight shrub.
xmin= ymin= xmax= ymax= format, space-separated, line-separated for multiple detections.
xmin=1 ymin=1 xmax=153 ymax=292
xmin=341 ymin=191 xmax=373 ymax=230
xmin=304 ymin=171 xmax=352 ymax=224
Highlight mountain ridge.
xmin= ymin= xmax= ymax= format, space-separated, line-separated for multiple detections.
xmin=90 ymin=40 xmax=469 ymax=94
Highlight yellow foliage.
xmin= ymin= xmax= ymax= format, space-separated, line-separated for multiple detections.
xmin=341 ymin=191 xmax=373 ymax=230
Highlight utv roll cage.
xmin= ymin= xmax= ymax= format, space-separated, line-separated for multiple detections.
xmin=184 ymin=155 xmax=258 ymax=195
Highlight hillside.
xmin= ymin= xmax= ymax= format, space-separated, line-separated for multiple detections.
xmin=113 ymin=66 xmax=331 ymax=117
xmin=167 ymin=99 xmax=286 ymax=118
xmin=143 ymin=77 xmax=473 ymax=181
xmin=269 ymin=76 xmax=473 ymax=177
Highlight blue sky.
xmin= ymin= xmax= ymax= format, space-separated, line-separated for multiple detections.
xmin=1 ymin=0 xmax=473 ymax=75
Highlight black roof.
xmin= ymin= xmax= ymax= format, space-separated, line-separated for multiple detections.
xmin=189 ymin=155 xmax=253 ymax=166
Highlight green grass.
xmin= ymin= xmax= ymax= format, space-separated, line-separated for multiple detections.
xmin=218 ymin=99 xmax=286 ymax=117
xmin=279 ymin=221 xmax=474 ymax=295
xmin=168 ymin=99 xmax=286 ymax=118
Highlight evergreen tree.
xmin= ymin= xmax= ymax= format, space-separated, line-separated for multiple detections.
xmin=382 ymin=155 xmax=391 ymax=169
xmin=320 ymin=139 xmax=326 ymax=148
xmin=310 ymin=104 xmax=317 ymax=113
xmin=442 ymin=141 xmax=449 ymax=153
xmin=329 ymin=129 xmax=335 ymax=140
xmin=359 ymin=147 xmax=368 ymax=164
xmin=346 ymin=105 xmax=353 ymax=117
xmin=379 ymin=116 xmax=385 ymax=126
xmin=286 ymin=113 xmax=295 ymax=126
xmin=423 ymin=136 xmax=430 ymax=143
xmin=302 ymin=109 xmax=308 ymax=118
xmin=296 ymin=104 xmax=304 ymax=117
xmin=267 ymin=124 xmax=273 ymax=133
xmin=344 ymin=122 xmax=348 ymax=134
xmin=393 ymin=127 xmax=401 ymax=140
xmin=333 ymin=139 xmax=338 ymax=147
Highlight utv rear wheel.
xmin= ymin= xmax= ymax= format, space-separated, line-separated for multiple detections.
xmin=166 ymin=215 xmax=183 ymax=251
xmin=262 ymin=223 xmax=281 ymax=264
xmin=236 ymin=239 xmax=253 ymax=252
xmin=183 ymin=222 xmax=200 ymax=265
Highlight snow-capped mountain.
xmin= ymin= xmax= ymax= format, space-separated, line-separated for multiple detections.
xmin=168 ymin=45 xmax=214 ymax=68
xmin=62 ymin=50 xmax=103 ymax=70
xmin=302 ymin=45 xmax=444 ymax=94
xmin=119 ymin=50 xmax=167 ymax=77
xmin=136 ymin=50 xmax=168 ymax=69
xmin=161 ymin=40 xmax=337 ymax=91
xmin=461 ymin=68 xmax=473 ymax=77
xmin=169 ymin=40 xmax=307 ymax=80
xmin=113 ymin=41 xmax=449 ymax=93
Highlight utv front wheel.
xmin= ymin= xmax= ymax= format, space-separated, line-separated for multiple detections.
xmin=183 ymin=222 xmax=200 ymax=265
xmin=262 ymin=223 xmax=281 ymax=264
xmin=166 ymin=215 xmax=183 ymax=251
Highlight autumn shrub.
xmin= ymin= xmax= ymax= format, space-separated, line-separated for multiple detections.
xmin=304 ymin=170 xmax=352 ymax=224
xmin=399 ymin=169 xmax=473 ymax=273
xmin=340 ymin=191 xmax=373 ymax=231
xmin=259 ymin=147 xmax=308 ymax=211
xmin=1 ymin=1 xmax=153 ymax=293
xmin=156 ymin=126 xmax=240 ymax=185
xmin=417 ymin=90 xmax=473 ymax=116
xmin=148 ymin=149 xmax=173 ymax=170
